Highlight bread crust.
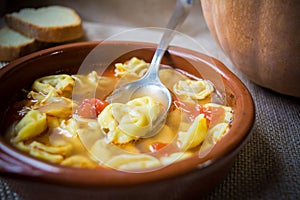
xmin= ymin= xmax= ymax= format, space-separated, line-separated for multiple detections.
xmin=1 ymin=6 xmax=84 ymax=61
xmin=4 ymin=8 xmax=84 ymax=43
xmin=0 ymin=40 xmax=38 ymax=61
xmin=0 ymin=26 xmax=54 ymax=61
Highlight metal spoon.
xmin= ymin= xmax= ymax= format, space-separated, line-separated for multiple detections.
xmin=106 ymin=0 xmax=193 ymax=137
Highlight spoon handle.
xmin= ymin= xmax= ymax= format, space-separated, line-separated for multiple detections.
xmin=144 ymin=0 xmax=194 ymax=80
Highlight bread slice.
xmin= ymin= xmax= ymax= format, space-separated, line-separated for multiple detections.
xmin=0 ymin=26 xmax=39 ymax=61
xmin=4 ymin=5 xmax=83 ymax=43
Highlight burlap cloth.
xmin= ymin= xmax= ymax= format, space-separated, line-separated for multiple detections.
xmin=1 ymin=1 xmax=299 ymax=199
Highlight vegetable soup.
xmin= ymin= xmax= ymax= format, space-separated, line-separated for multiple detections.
xmin=5 ymin=57 xmax=233 ymax=171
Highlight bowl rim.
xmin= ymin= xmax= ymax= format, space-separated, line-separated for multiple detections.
xmin=0 ymin=41 xmax=255 ymax=187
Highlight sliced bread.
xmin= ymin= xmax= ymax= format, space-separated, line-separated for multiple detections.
xmin=5 ymin=5 xmax=83 ymax=43
xmin=0 ymin=26 xmax=40 ymax=61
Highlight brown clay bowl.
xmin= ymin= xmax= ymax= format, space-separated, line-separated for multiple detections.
xmin=0 ymin=41 xmax=255 ymax=200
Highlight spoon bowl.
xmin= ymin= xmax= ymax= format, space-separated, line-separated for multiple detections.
xmin=106 ymin=72 xmax=172 ymax=137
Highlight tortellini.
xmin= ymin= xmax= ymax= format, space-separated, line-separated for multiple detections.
xmin=177 ymin=114 xmax=207 ymax=150
xmin=7 ymin=57 xmax=234 ymax=171
xmin=61 ymin=155 xmax=97 ymax=168
xmin=98 ymin=96 xmax=163 ymax=144
xmin=173 ymin=79 xmax=214 ymax=102
xmin=203 ymin=103 xmax=233 ymax=143
xmin=203 ymin=103 xmax=233 ymax=125
xmin=15 ymin=141 xmax=72 ymax=163
xmin=72 ymin=71 xmax=117 ymax=100
xmin=159 ymin=68 xmax=188 ymax=91
xmin=115 ymin=57 xmax=149 ymax=78
xmin=29 ymin=74 xmax=76 ymax=118
xmin=31 ymin=74 xmax=74 ymax=97
xmin=105 ymin=154 xmax=161 ymax=171
xmin=13 ymin=110 xmax=47 ymax=143
xmin=58 ymin=118 xmax=79 ymax=137
xmin=33 ymin=90 xmax=74 ymax=118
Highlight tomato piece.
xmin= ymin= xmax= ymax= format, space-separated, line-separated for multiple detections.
xmin=90 ymin=98 xmax=109 ymax=114
xmin=173 ymin=99 xmax=212 ymax=123
xmin=149 ymin=142 xmax=167 ymax=153
xmin=76 ymin=98 xmax=109 ymax=118
xmin=199 ymin=106 xmax=213 ymax=122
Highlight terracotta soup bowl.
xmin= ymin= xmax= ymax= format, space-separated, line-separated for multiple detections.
xmin=0 ymin=41 xmax=255 ymax=199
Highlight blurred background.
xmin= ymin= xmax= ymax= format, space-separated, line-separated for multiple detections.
xmin=1 ymin=0 xmax=204 ymax=30
xmin=0 ymin=0 xmax=221 ymax=56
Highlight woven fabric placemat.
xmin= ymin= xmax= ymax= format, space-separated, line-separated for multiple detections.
xmin=202 ymin=72 xmax=300 ymax=200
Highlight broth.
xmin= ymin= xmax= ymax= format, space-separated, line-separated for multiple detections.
xmin=5 ymin=57 xmax=233 ymax=171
